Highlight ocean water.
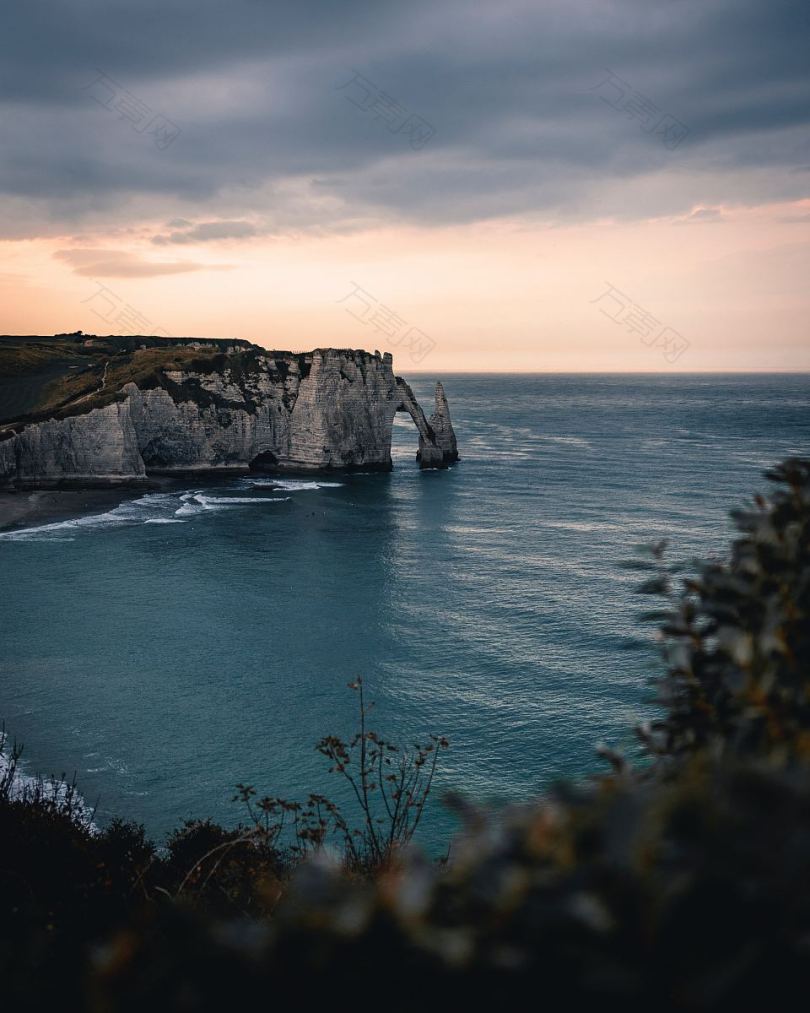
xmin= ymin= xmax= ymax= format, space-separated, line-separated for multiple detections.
xmin=1 ymin=374 xmax=808 ymax=849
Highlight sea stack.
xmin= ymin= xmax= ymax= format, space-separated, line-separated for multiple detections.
xmin=428 ymin=381 xmax=459 ymax=465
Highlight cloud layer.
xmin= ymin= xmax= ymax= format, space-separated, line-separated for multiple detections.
xmin=53 ymin=248 xmax=228 ymax=277
xmin=1 ymin=0 xmax=808 ymax=238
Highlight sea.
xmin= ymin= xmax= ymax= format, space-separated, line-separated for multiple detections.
xmin=1 ymin=373 xmax=808 ymax=850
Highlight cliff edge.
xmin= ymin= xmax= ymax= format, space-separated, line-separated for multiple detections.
xmin=0 ymin=336 xmax=458 ymax=488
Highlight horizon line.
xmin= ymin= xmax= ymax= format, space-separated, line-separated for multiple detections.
xmin=406 ymin=368 xmax=810 ymax=375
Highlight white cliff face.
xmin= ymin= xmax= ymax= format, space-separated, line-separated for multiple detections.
xmin=2 ymin=401 xmax=145 ymax=484
xmin=285 ymin=350 xmax=403 ymax=470
xmin=0 ymin=347 xmax=458 ymax=488
xmin=126 ymin=385 xmax=273 ymax=471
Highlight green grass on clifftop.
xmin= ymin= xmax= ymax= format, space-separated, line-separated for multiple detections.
xmin=0 ymin=334 xmax=258 ymax=431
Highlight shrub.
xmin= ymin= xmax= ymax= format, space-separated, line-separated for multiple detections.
xmin=635 ymin=457 xmax=810 ymax=764
xmin=235 ymin=678 xmax=449 ymax=871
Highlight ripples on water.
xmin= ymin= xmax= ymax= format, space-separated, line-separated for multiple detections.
xmin=1 ymin=374 xmax=808 ymax=848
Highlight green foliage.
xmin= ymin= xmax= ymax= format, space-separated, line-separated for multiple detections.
xmin=635 ymin=457 xmax=810 ymax=763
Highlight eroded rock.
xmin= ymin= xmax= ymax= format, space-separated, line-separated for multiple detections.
xmin=0 ymin=346 xmax=458 ymax=487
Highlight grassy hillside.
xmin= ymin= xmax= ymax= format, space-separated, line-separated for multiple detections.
xmin=0 ymin=336 xmax=98 ymax=421
xmin=0 ymin=334 xmax=258 ymax=431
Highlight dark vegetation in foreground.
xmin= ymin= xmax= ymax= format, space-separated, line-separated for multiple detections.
xmin=1 ymin=458 xmax=809 ymax=1011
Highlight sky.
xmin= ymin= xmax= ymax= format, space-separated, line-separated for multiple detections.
xmin=1 ymin=0 xmax=809 ymax=371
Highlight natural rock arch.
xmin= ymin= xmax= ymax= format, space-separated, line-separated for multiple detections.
xmin=394 ymin=378 xmax=459 ymax=469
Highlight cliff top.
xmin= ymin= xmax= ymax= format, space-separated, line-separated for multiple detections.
xmin=0 ymin=335 xmax=395 ymax=430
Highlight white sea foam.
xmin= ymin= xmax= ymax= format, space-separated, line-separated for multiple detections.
xmin=0 ymin=510 xmax=134 ymax=542
xmin=0 ymin=733 xmax=98 ymax=832
xmin=241 ymin=477 xmax=343 ymax=491
xmin=1 ymin=472 xmax=338 ymax=541
xmin=174 ymin=491 xmax=290 ymax=516
xmin=0 ymin=492 xmax=182 ymax=541
xmin=0 ymin=488 xmax=289 ymax=540
xmin=198 ymin=494 xmax=281 ymax=504
xmin=537 ymin=435 xmax=591 ymax=448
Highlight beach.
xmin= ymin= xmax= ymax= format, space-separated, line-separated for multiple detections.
xmin=0 ymin=483 xmax=170 ymax=533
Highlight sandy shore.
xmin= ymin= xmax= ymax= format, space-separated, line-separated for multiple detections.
xmin=0 ymin=480 xmax=189 ymax=533
xmin=0 ymin=472 xmax=261 ymax=533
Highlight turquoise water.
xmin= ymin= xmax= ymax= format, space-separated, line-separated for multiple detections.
xmin=1 ymin=374 xmax=808 ymax=848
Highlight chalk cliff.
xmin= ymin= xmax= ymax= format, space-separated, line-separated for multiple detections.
xmin=0 ymin=342 xmax=458 ymax=488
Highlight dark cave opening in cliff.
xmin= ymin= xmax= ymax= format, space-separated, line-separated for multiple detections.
xmin=249 ymin=451 xmax=279 ymax=472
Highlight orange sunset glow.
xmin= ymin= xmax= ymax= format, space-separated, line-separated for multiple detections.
xmin=3 ymin=197 xmax=809 ymax=371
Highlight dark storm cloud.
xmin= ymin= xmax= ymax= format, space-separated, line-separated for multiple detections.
xmin=1 ymin=0 xmax=808 ymax=235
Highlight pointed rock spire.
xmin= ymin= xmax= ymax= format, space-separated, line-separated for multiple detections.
xmin=428 ymin=381 xmax=459 ymax=465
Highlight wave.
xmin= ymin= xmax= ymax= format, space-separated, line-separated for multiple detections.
xmin=0 ymin=492 xmax=178 ymax=542
xmin=0 ymin=488 xmax=291 ymax=540
xmin=1 ymin=472 xmax=352 ymax=542
xmin=192 ymin=493 xmax=290 ymax=505
xmin=241 ymin=477 xmax=344 ymax=491
xmin=174 ymin=491 xmax=291 ymax=517
xmin=0 ymin=732 xmax=97 ymax=832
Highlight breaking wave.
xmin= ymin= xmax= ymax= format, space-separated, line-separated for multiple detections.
xmin=174 ymin=492 xmax=290 ymax=516
xmin=0 ymin=487 xmax=292 ymax=541
xmin=241 ymin=477 xmax=344 ymax=491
